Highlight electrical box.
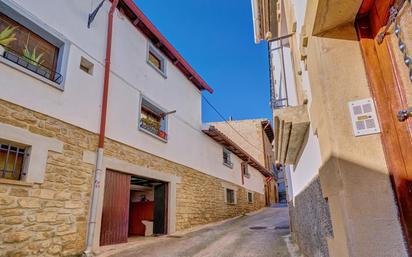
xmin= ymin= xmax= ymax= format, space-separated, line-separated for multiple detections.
xmin=348 ymin=98 xmax=381 ymax=137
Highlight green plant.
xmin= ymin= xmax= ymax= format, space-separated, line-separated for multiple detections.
xmin=23 ymin=46 xmax=44 ymax=66
xmin=141 ymin=117 xmax=161 ymax=130
xmin=0 ymin=26 xmax=17 ymax=47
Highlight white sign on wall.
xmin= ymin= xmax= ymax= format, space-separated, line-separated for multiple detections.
xmin=348 ymin=98 xmax=381 ymax=137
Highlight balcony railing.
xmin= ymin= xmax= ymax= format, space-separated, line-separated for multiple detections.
xmin=139 ymin=118 xmax=168 ymax=140
xmin=1 ymin=46 xmax=63 ymax=84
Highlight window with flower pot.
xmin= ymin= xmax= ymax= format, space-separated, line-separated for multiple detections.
xmin=0 ymin=11 xmax=63 ymax=85
xmin=139 ymin=97 xmax=168 ymax=141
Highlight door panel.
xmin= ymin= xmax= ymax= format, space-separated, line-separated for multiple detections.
xmin=357 ymin=1 xmax=412 ymax=254
xmin=100 ymin=170 xmax=131 ymax=246
xmin=153 ymin=183 xmax=167 ymax=235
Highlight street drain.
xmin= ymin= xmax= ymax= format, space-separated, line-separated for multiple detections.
xmin=249 ymin=226 xmax=267 ymax=230
xmin=275 ymin=226 xmax=290 ymax=230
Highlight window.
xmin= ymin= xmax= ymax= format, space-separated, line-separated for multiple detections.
xmin=241 ymin=162 xmax=250 ymax=178
xmin=0 ymin=141 xmax=26 ymax=181
xmin=147 ymin=45 xmax=166 ymax=77
xmin=223 ymin=148 xmax=233 ymax=168
xmin=80 ymin=57 xmax=94 ymax=75
xmin=226 ymin=188 xmax=235 ymax=204
xmin=247 ymin=192 xmax=253 ymax=204
xmin=0 ymin=12 xmax=64 ymax=84
xmin=139 ymin=97 xmax=168 ymax=141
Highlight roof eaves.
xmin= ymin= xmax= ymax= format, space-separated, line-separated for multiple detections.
xmin=119 ymin=0 xmax=213 ymax=93
xmin=203 ymin=125 xmax=272 ymax=177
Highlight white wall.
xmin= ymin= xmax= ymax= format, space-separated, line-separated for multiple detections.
xmin=0 ymin=0 xmax=266 ymax=193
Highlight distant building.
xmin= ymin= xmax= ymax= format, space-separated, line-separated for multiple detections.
xmin=208 ymin=119 xmax=279 ymax=205
xmin=252 ymin=0 xmax=412 ymax=256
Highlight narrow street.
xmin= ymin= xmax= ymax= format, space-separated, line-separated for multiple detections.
xmin=110 ymin=207 xmax=296 ymax=257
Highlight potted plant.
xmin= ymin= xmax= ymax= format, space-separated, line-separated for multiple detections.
xmin=140 ymin=117 xmax=161 ymax=134
xmin=0 ymin=26 xmax=17 ymax=56
xmin=158 ymin=130 xmax=167 ymax=140
xmin=23 ymin=46 xmax=44 ymax=72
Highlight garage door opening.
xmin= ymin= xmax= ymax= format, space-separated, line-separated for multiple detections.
xmin=129 ymin=176 xmax=168 ymax=238
xmin=100 ymin=170 xmax=168 ymax=246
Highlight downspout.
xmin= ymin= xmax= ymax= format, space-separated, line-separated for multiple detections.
xmin=84 ymin=0 xmax=119 ymax=256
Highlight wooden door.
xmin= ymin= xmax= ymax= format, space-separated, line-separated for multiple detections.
xmin=357 ymin=1 xmax=412 ymax=254
xmin=153 ymin=183 xmax=167 ymax=235
xmin=100 ymin=170 xmax=131 ymax=246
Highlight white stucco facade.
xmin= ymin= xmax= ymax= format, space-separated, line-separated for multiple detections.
xmin=0 ymin=0 xmax=265 ymax=194
xmin=269 ymin=0 xmax=321 ymax=198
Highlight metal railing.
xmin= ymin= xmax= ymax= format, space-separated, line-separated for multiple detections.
xmin=139 ymin=118 xmax=168 ymax=140
xmin=1 ymin=45 xmax=63 ymax=84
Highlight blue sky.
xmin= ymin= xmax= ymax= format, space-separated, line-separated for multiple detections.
xmin=134 ymin=0 xmax=271 ymax=122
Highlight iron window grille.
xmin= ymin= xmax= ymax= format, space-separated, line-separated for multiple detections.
xmin=0 ymin=142 xmax=26 ymax=180
xmin=223 ymin=148 xmax=233 ymax=168
xmin=2 ymin=46 xmax=63 ymax=84
xmin=226 ymin=188 xmax=235 ymax=204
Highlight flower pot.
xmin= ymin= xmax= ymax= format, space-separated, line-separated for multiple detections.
xmin=158 ymin=131 xmax=167 ymax=140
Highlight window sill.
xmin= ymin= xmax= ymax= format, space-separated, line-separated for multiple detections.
xmin=0 ymin=178 xmax=34 ymax=187
xmin=226 ymin=202 xmax=236 ymax=205
xmin=139 ymin=126 xmax=168 ymax=143
xmin=0 ymin=55 xmax=64 ymax=91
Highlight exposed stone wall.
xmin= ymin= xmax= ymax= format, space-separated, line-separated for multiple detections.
xmin=0 ymin=99 xmax=98 ymax=257
xmin=0 ymin=99 xmax=265 ymax=256
xmin=289 ymin=176 xmax=332 ymax=257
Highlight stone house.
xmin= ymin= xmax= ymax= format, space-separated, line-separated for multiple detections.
xmin=252 ymin=0 xmax=412 ymax=256
xmin=0 ymin=0 xmax=270 ymax=256
xmin=208 ymin=119 xmax=280 ymax=205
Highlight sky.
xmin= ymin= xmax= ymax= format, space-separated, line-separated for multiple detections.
xmin=133 ymin=0 xmax=271 ymax=122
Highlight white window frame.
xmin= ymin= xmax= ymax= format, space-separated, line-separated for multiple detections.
xmin=138 ymin=95 xmax=169 ymax=142
xmin=0 ymin=124 xmax=63 ymax=184
xmin=223 ymin=147 xmax=233 ymax=168
xmin=0 ymin=0 xmax=70 ymax=90
xmin=147 ymin=43 xmax=167 ymax=78
xmin=247 ymin=191 xmax=254 ymax=204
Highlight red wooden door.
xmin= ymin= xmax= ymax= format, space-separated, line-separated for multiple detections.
xmin=357 ymin=0 xmax=412 ymax=254
xmin=100 ymin=170 xmax=131 ymax=246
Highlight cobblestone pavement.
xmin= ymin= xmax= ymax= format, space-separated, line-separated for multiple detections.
xmin=110 ymin=207 xmax=294 ymax=257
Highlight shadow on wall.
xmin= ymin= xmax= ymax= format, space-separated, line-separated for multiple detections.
xmin=290 ymin=156 xmax=408 ymax=257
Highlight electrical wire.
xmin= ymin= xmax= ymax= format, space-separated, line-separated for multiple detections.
xmin=202 ymin=95 xmax=264 ymax=154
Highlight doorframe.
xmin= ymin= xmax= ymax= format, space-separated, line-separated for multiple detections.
xmin=82 ymin=151 xmax=181 ymax=251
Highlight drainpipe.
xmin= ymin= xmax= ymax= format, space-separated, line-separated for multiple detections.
xmin=84 ymin=0 xmax=119 ymax=256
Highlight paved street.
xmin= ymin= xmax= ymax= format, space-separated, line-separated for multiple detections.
xmin=110 ymin=207 xmax=295 ymax=257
